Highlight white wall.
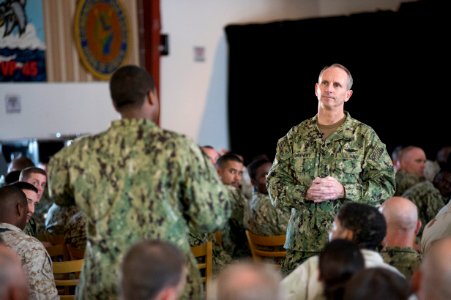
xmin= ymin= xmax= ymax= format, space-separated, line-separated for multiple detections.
xmin=0 ymin=83 xmax=119 ymax=140
xmin=0 ymin=0 xmax=415 ymax=149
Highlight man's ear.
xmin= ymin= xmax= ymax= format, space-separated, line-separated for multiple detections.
xmin=16 ymin=203 xmax=25 ymax=217
xmin=415 ymin=220 xmax=422 ymax=236
xmin=148 ymin=89 xmax=158 ymax=106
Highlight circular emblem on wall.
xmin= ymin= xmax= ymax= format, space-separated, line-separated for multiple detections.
xmin=74 ymin=0 xmax=130 ymax=80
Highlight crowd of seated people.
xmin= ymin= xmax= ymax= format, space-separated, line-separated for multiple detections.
xmin=1 ymin=143 xmax=451 ymax=300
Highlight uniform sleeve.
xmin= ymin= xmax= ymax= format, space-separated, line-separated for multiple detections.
xmin=180 ymin=142 xmax=231 ymax=233
xmin=279 ymin=256 xmax=322 ymax=300
xmin=47 ymin=146 xmax=76 ymax=207
xmin=267 ymin=136 xmax=310 ymax=210
xmin=344 ymin=131 xmax=395 ymax=205
xmin=23 ymin=243 xmax=59 ymax=300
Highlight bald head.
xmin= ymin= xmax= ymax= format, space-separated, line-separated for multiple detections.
xmin=398 ymin=146 xmax=426 ymax=177
xmin=213 ymin=261 xmax=282 ymax=300
xmin=382 ymin=197 xmax=419 ymax=231
xmin=418 ymin=237 xmax=451 ymax=300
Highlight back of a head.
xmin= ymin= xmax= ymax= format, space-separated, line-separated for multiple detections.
xmin=418 ymin=237 xmax=451 ymax=300
xmin=7 ymin=156 xmax=35 ymax=173
xmin=110 ymin=65 xmax=155 ymax=111
xmin=0 ymin=242 xmax=29 ymax=300
xmin=319 ymin=239 xmax=365 ymax=300
xmin=343 ymin=267 xmax=410 ymax=300
xmin=120 ymin=239 xmax=186 ymax=300
xmin=381 ymin=197 xmax=418 ymax=231
xmin=337 ymin=202 xmax=386 ymax=250
xmin=432 ymin=169 xmax=451 ymax=198
xmin=213 ymin=261 xmax=282 ymax=300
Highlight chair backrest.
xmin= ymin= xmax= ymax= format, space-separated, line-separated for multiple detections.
xmin=66 ymin=244 xmax=85 ymax=260
xmin=245 ymin=230 xmax=286 ymax=264
xmin=53 ymin=259 xmax=84 ymax=299
xmin=191 ymin=240 xmax=213 ymax=288
xmin=46 ymin=243 xmax=70 ymax=261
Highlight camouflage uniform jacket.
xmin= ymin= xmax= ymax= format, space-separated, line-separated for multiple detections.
xmin=267 ymin=112 xmax=395 ymax=252
xmin=381 ymin=246 xmax=421 ymax=280
xmin=23 ymin=217 xmax=37 ymax=237
xmin=47 ymin=118 xmax=231 ymax=300
xmin=64 ymin=210 xmax=87 ymax=249
xmin=402 ymin=181 xmax=446 ymax=236
xmin=244 ymin=191 xmax=290 ymax=236
xmin=395 ymin=170 xmax=425 ymax=196
xmin=45 ymin=203 xmax=80 ymax=235
xmin=0 ymin=223 xmax=58 ymax=300
xmin=222 ymin=185 xmax=251 ymax=259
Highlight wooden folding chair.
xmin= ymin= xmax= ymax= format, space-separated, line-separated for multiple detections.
xmin=191 ymin=240 xmax=213 ymax=289
xmin=245 ymin=230 xmax=286 ymax=266
xmin=66 ymin=244 xmax=85 ymax=260
xmin=53 ymin=259 xmax=84 ymax=300
xmin=46 ymin=243 xmax=69 ymax=262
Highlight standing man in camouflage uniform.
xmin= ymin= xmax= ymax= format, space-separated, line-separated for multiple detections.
xmin=47 ymin=65 xmax=231 ymax=300
xmin=267 ymin=63 xmax=395 ymax=275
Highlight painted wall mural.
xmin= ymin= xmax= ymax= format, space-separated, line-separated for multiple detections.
xmin=0 ymin=0 xmax=46 ymax=81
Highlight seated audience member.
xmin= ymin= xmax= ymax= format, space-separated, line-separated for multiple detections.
xmin=319 ymin=239 xmax=364 ymax=300
xmin=216 ymin=152 xmax=250 ymax=259
xmin=391 ymin=145 xmax=404 ymax=172
xmin=402 ymin=168 xmax=451 ymax=237
xmin=19 ymin=166 xmax=52 ymax=238
xmin=45 ymin=203 xmax=79 ymax=235
xmin=421 ymin=198 xmax=451 ymax=254
xmin=0 ymin=185 xmax=58 ymax=299
xmin=244 ymin=155 xmax=290 ymax=236
xmin=120 ymin=240 xmax=187 ymax=300
xmin=208 ymin=260 xmax=283 ymax=300
xmin=380 ymin=197 xmax=422 ymax=280
xmin=6 ymin=156 xmax=35 ymax=174
xmin=201 ymin=145 xmax=221 ymax=165
xmin=343 ymin=267 xmax=410 ymax=300
xmin=10 ymin=181 xmax=40 ymax=238
xmin=0 ymin=238 xmax=30 ymax=300
xmin=64 ymin=210 xmax=87 ymax=249
xmin=413 ymin=237 xmax=451 ymax=300
xmin=395 ymin=146 xmax=426 ymax=196
xmin=280 ymin=202 xmax=402 ymax=300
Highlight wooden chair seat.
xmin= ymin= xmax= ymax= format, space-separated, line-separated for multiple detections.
xmin=53 ymin=259 xmax=84 ymax=299
xmin=245 ymin=230 xmax=286 ymax=266
xmin=191 ymin=240 xmax=213 ymax=290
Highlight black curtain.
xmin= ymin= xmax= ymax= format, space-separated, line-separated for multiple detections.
xmin=225 ymin=1 xmax=449 ymax=165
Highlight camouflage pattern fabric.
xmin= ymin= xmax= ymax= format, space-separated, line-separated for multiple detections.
xmin=281 ymin=249 xmax=319 ymax=276
xmin=0 ymin=223 xmax=58 ymax=300
xmin=23 ymin=217 xmax=37 ymax=238
xmin=244 ymin=191 xmax=290 ymax=236
xmin=221 ymin=185 xmax=251 ymax=259
xmin=64 ymin=210 xmax=87 ymax=249
xmin=47 ymin=119 xmax=231 ymax=300
xmin=402 ymin=181 xmax=446 ymax=237
xmin=381 ymin=246 xmax=422 ymax=280
xmin=34 ymin=189 xmax=53 ymax=237
xmin=188 ymin=232 xmax=232 ymax=275
xmin=45 ymin=203 xmax=80 ymax=235
xmin=395 ymin=170 xmax=425 ymax=196
xmin=267 ymin=112 xmax=395 ymax=274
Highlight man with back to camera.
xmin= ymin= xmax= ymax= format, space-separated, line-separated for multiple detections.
xmin=267 ymin=63 xmax=395 ymax=275
xmin=47 ymin=65 xmax=231 ymax=299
